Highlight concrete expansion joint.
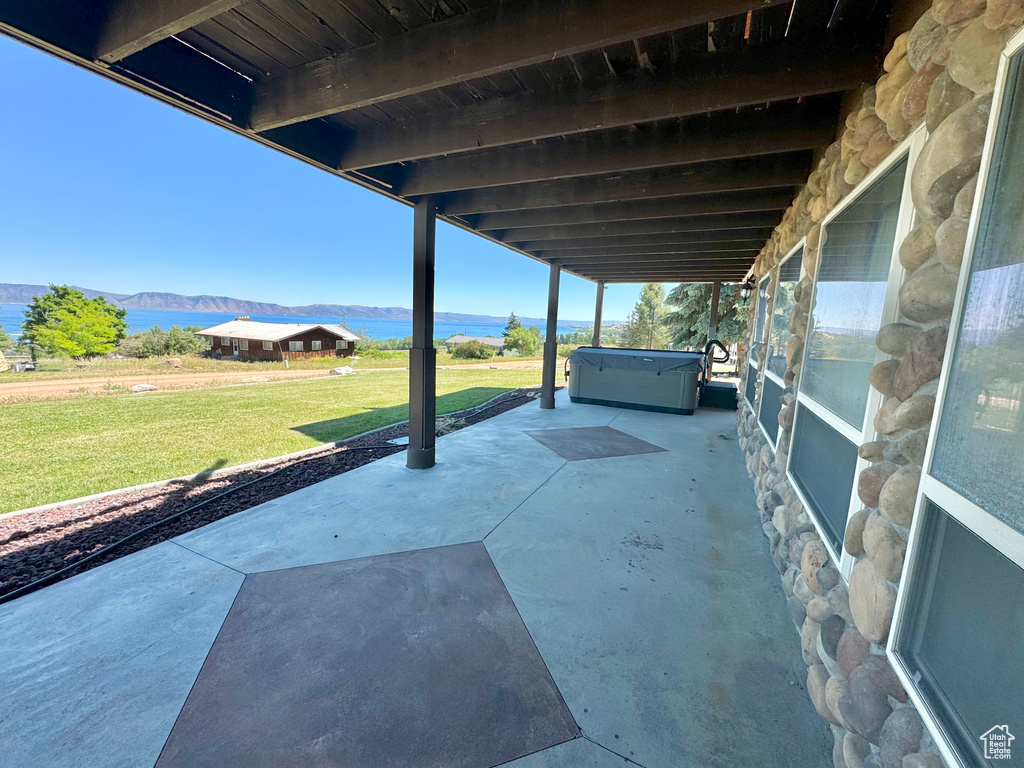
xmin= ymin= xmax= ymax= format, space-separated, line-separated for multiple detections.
xmin=580 ymin=734 xmax=648 ymax=767
xmin=170 ymin=541 xmax=245 ymax=577
xmin=482 ymin=461 xmax=568 ymax=541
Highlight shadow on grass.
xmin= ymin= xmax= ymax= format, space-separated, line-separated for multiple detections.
xmin=291 ymin=386 xmax=511 ymax=442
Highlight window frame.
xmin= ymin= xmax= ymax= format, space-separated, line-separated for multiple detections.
xmin=757 ymin=240 xmax=805 ymax=451
xmin=787 ymin=125 xmax=927 ymax=573
xmin=239 ymin=339 xmax=248 ymax=351
xmin=311 ymin=340 xmax=322 ymax=351
xmin=288 ymin=341 xmax=304 ymax=352
xmin=221 ymin=337 xmax=231 ymax=346
xmin=745 ymin=273 xmax=774 ymax=410
xmin=888 ymin=29 xmax=1024 ymax=768
xmin=263 ymin=341 xmax=273 ymax=351
xmin=336 ymin=339 xmax=348 ymax=350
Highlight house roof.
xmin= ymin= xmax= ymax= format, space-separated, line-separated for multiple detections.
xmin=447 ymin=335 xmax=505 ymax=347
xmin=197 ymin=320 xmax=360 ymax=343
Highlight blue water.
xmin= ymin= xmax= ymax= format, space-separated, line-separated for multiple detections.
xmin=0 ymin=304 xmax=582 ymax=341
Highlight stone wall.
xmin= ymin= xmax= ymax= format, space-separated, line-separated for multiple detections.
xmin=736 ymin=1 xmax=1023 ymax=766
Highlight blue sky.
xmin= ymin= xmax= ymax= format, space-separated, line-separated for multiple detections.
xmin=0 ymin=35 xmax=658 ymax=322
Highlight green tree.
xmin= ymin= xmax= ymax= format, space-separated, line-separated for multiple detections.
xmin=452 ymin=340 xmax=494 ymax=359
xmin=503 ymin=325 xmax=541 ymax=356
xmin=118 ymin=325 xmax=209 ymax=358
xmin=22 ymin=286 xmax=128 ymax=360
xmin=624 ymin=283 xmax=668 ymax=349
xmin=503 ymin=312 xmax=522 ymax=337
xmin=663 ymin=283 xmax=750 ymax=350
xmin=0 ymin=323 xmax=15 ymax=352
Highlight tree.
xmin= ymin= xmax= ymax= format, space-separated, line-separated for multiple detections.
xmin=452 ymin=340 xmax=494 ymax=359
xmin=118 ymin=325 xmax=209 ymax=358
xmin=663 ymin=283 xmax=751 ymax=350
xmin=22 ymin=286 xmax=128 ymax=360
xmin=0 ymin=323 xmax=15 ymax=352
xmin=624 ymin=283 xmax=668 ymax=349
xmin=503 ymin=325 xmax=541 ymax=356
xmin=503 ymin=312 xmax=522 ymax=337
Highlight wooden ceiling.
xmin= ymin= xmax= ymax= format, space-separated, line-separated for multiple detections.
xmin=0 ymin=0 xmax=893 ymax=283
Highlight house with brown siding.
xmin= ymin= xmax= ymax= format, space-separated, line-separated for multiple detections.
xmin=196 ymin=318 xmax=360 ymax=362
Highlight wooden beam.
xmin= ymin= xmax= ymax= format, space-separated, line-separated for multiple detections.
xmin=582 ymin=275 xmax=747 ymax=283
xmin=249 ymin=0 xmax=790 ymax=131
xmin=537 ymin=250 xmax=761 ymax=263
xmin=398 ymin=104 xmax=837 ymax=195
xmin=498 ymin=212 xmax=784 ymax=242
xmin=511 ymin=229 xmax=775 ymax=251
xmin=475 ymin=189 xmax=793 ymax=231
xmin=95 ymin=0 xmax=242 ymax=63
xmin=572 ymin=270 xmax=750 ymax=281
xmin=440 ymin=155 xmax=810 ymax=216
xmin=338 ymin=41 xmax=874 ymax=170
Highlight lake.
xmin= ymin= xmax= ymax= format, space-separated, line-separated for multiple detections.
xmin=0 ymin=304 xmax=583 ymax=341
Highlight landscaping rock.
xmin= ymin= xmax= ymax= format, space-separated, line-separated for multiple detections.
xmin=803 ymin=539 xmax=830 ymax=593
xmin=894 ymin=327 xmax=948 ymax=400
xmin=948 ymin=18 xmax=1011 ymax=93
xmin=789 ymin=595 xmax=808 ymax=628
xmin=864 ymin=513 xmax=908 ymax=581
xmin=953 ymin=174 xmax=978 ymax=217
xmin=884 ymin=33 xmax=910 ymax=71
xmin=874 ymin=398 xmax=904 ymax=436
xmin=876 ymin=323 xmax=921 ymax=357
xmin=829 ymin=584 xmax=855 ymax=624
xmin=879 ymin=465 xmax=921 ymax=527
xmin=827 ymin=676 xmax=854 ymax=730
xmin=840 ymin=665 xmax=893 ymax=742
xmin=846 ymin=157 xmax=871 ymax=186
xmin=837 ymin=626 xmax=871 ymax=677
xmin=862 ymin=129 xmax=898 ymax=168
xmin=914 ymin=93 xmax=992 ymax=216
xmin=907 ymin=12 xmax=945 ymax=69
xmin=844 ymin=732 xmax=872 ymax=768
xmin=790 ymin=535 xmax=808 ymax=566
xmin=882 ymin=440 xmax=909 ymax=464
xmin=879 ymin=709 xmax=924 ymax=768
xmin=859 ymin=654 xmax=909 ymax=703
xmin=877 ymin=58 xmax=916 ymax=123
xmin=985 ymin=0 xmax=1024 ymax=28
xmin=870 ymin=359 xmax=902 ymax=397
xmin=809 ymin=664 xmax=839 ymax=725
xmin=849 ymin=559 xmax=897 ymax=644
xmin=859 ymin=462 xmax=900 ymax=507
xmin=932 ymin=0 xmax=986 ymax=25
xmin=885 ymin=82 xmax=915 ymax=140
xmin=902 ymin=753 xmax=946 ymax=768
xmin=803 ymin=617 xmax=823 ymax=664
xmin=795 ymin=572 xmax=815 ymax=604
xmin=899 ymin=262 xmax=960 ymax=323
xmin=902 ymin=61 xmax=944 ymax=125
xmin=859 ymin=441 xmax=888 ymax=461
xmin=329 ymin=365 xmax=356 ymax=376
xmin=898 ymin=429 xmax=929 ymax=465
xmin=936 ymin=213 xmax=970 ymax=269
xmin=898 ymin=216 xmax=940 ymax=272
xmin=818 ymin=565 xmax=841 ymax=591
xmin=807 ymin=595 xmax=833 ymax=623
xmin=130 ymin=384 xmax=158 ymax=393
xmin=926 ymin=70 xmax=975 ymax=132
xmin=846 ymin=508 xmax=871 ymax=556
xmin=786 ymin=335 xmax=804 ymax=368
xmin=930 ymin=17 xmax=973 ymax=66
xmin=821 ymin=614 xmax=847 ymax=661
xmin=893 ymin=395 xmax=936 ymax=430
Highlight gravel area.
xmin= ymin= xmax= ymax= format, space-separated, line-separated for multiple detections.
xmin=0 ymin=386 xmax=553 ymax=601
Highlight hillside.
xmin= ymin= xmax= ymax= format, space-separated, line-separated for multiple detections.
xmin=0 ymin=284 xmax=601 ymax=325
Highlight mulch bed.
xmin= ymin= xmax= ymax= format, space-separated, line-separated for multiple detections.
xmin=0 ymin=386 xmax=555 ymax=601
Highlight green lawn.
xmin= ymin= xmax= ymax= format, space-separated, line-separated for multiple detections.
xmin=0 ymin=368 xmax=557 ymax=513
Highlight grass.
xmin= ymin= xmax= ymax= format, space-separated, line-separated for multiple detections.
xmin=0 ymin=367 xmax=562 ymax=513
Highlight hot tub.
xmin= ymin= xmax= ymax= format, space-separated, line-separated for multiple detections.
xmin=567 ymin=347 xmax=704 ymax=415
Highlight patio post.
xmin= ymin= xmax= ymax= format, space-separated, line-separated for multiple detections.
xmin=591 ymin=280 xmax=604 ymax=347
xmin=540 ymin=262 xmax=560 ymax=409
xmin=408 ymin=196 xmax=437 ymax=469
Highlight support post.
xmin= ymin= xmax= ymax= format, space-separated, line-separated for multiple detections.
xmin=408 ymin=196 xmax=436 ymax=469
xmin=708 ymin=279 xmax=722 ymax=343
xmin=592 ymin=280 xmax=605 ymax=347
xmin=540 ymin=262 xmax=561 ymax=409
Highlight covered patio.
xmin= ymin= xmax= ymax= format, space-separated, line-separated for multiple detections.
xmin=1 ymin=392 xmax=831 ymax=767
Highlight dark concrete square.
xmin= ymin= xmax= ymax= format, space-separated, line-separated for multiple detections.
xmin=156 ymin=542 xmax=577 ymax=768
xmin=525 ymin=426 xmax=667 ymax=462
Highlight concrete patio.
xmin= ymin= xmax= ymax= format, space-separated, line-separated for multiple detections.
xmin=0 ymin=391 xmax=832 ymax=767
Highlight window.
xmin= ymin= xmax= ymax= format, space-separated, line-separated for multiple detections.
xmin=221 ymin=337 xmax=230 ymax=346
xmin=890 ymin=35 xmax=1024 ymax=768
xmin=788 ymin=134 xmax=920 ymax=562
xmin=289 ymin=341 xmax=303 ymax=352
xmin=336 ymin=340 xmax=348 ymax=350
xmin=311 ymin=340 xmax=322 ymax=351
xmin=758 ymin=246 xmax=803 ymax=446
xmin=239 ymin=339 xmax=248 ymax=351
xmin=263 ymin=341 xmax=273 ymax=351
xmin=745 ymin=275 xmax=772 ymax=408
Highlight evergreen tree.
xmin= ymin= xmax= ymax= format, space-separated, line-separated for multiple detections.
xmin=503 ymin=312 xmax=522 ymax=337
xmin=624 ymin=283 xmax=668 ymax=349
xmin=22 ymin=285 xmax=128 ymax=360
xmin=0 ymin=323 xmax=15 ymax=352
xmin=663 ymin=283 xmax=751 ymax=350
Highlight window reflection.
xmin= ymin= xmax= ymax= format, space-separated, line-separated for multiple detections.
xmin=766 ymin=254 xmax=802 ymax=378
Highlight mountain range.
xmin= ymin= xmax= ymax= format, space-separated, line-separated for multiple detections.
xmin=0 ymin=284 xmax=604 ymax=326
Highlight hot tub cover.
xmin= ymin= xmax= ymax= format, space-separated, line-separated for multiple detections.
xmin=569 ymin=347 xmax=704 ymax=374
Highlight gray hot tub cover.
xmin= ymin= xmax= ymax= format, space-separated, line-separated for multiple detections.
xmin=569 ymin=347 xmax=704 ymax=374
